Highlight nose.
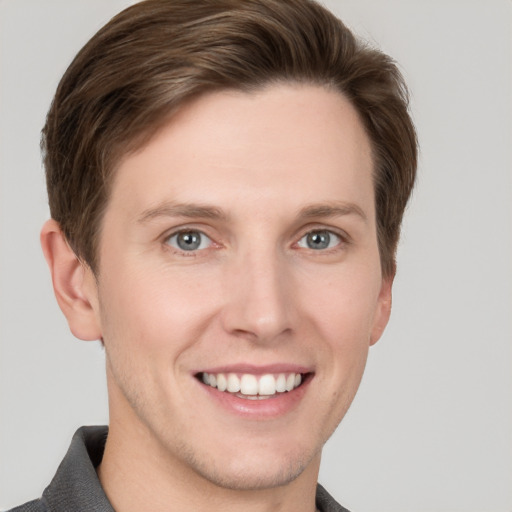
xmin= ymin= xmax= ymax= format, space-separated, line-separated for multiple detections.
xmin=220 ymin=248 xmax=295 ymax=343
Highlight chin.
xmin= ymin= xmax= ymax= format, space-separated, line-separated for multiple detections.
xmin=182 ymin=447 xmax=316 ymax=491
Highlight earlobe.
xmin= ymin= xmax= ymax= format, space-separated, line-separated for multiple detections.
xmin=40 ymin=219 xmax=102 ymax=341
xmin=369 ymin=275 xmax=394 ymax=346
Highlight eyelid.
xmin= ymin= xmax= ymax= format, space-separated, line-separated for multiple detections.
xmin=295 ymin=224 xmax=351 ymax=244
xmin=159 ymin=223 xmax=350 ymax=254
xmin=161 ymin=222 xmax=213 ymax=241
xmin=297 ymin=229 xmax=341 ymax=250
xmin=163 ymin=226 xmax=216 ymax=253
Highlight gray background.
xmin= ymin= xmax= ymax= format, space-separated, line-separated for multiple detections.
xmin=1 ymin=1 xmax=511 ymax=511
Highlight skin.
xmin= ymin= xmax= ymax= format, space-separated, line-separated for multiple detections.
xmin=41 ymin=84 xmax=392 ymax=512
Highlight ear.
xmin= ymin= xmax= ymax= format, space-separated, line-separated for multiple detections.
xmin=40 ymin=219 xmax=102 ymax=341
xmin=369 ymin=274 xmax=394 ymax=346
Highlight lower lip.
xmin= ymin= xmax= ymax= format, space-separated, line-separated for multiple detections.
xmin=197 ymin=374 xmax=312 ymax=419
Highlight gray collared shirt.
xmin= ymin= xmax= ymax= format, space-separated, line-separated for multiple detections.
xmin=9 ymin=426 xmax=350 ymax=512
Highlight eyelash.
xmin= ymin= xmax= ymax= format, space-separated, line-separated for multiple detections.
xmin=164 ymin=229 xmax=214 ymax=255
xmin=296 ymin=229 xmax=346 ymax=252
xmin=162 ymin=227 xmax=349 ymax=256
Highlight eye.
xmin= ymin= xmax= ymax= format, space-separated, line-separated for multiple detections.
xmin=297 ymin=230 xmax=342 ymax=250
xmin=166 ymin=230 xmax=212 ymax=252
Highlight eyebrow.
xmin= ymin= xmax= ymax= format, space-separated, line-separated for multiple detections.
xmin=298 ymin=202 xmax=368 ymax=223
xmin=137 ymin=202 xmax=228 ymax=223
xmin=137 ymin=200 xmax=367 ymax=224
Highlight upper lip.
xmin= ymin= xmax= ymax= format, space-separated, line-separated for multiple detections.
xmin=194 ymin=363 xmax=313 ymax=375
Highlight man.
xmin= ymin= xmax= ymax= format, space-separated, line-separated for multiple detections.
xmin=10 ymin=0 xmax=417 ymax=510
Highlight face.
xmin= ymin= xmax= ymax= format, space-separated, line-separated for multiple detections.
xmin=86 ymin=84 xmax=392 ymax=490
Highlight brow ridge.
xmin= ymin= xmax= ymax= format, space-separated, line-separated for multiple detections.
xmin=137 ymin=200 xmax=367 ymax=224
xmin=138 ymin=202 xmax=227 ymax=223
xmin=298 ymin=202 xmax=367 ymax=222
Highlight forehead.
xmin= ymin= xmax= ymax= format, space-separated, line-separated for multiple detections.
xmin=108 ymin=84 xmax=374 ymax=223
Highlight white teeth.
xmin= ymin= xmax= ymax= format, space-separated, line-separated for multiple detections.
xmin=201 ymin=371 xmax=304 ymax=396
xmin=276 ymin=373 xmax=286 ymax=393
xmin=258 ymin=374 xmax=276 ymax=395
xmin=227 ymin=373 xmax=241 ymax=392
xmin=285 ymin=373 xmax=295 ymax=391
xmin=240 ymin=374 xmax=258 ymax=395
xmin=216 ymin=373 xmax=227 ymax=392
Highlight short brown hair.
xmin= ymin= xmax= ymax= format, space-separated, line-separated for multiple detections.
xmin=42 ymin=0 xmax=417 ymax=278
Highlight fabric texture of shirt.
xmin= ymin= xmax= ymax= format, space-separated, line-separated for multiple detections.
xmin=8 ymin=426 xmax=351 ymax=512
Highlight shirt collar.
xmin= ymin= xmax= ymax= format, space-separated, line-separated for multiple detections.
xmin=42 ymin=426 xmax=113 ymax=512
xmin=41 ymin=425 xmax=349 ymax=512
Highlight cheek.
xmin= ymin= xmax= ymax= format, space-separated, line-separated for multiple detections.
xmin=97 ymin=262 xmax=219 ymax=356
xmin=300 ymin=264 xmax=381 ymax=411
xmin=303 ymin=268 xmax=382 ymax=346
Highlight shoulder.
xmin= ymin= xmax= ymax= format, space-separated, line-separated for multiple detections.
xmin=316 ymin=484 xmax=352 ymax=512
xmin=5 ymin=499 xmax=48 ymax=512
xmin=5 ymin=426 xmax=110 ymax=512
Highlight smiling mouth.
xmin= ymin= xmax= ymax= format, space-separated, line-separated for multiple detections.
xmin=197 ymin=372 xmax=307 ymax=399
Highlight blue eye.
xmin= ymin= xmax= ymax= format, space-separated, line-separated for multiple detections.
xmin=166 ymin=230 xmax=212 ymax=251
xmin=297 ymin=230 xmax=341 ymax=250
